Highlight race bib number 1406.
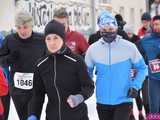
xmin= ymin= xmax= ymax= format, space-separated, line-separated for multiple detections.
xmin=14 ymin=72 xmax=34 ymax=90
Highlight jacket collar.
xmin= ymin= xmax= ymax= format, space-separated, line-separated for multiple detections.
xmin=100 ymin=35 xmax=122 ymax=45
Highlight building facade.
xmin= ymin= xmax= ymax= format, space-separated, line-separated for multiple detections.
xmin=0 ymin=0 xmax=15 ymax=31
xmin=110 ymin=0 xmax=147 ymax=33
xmin=0 ymin=0 xmax=147 ymax=35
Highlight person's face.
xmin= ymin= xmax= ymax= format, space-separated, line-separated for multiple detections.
xmin=142 ymin=20 xmax=150 ymax=29
xmin=154 ymin=0 xmax=160 ymax=4
xmin=152 ymin=19 xmax=160 ymax=32
xmin=100 ymin=25 xmax=117 ymax=33
xmin=126 ymin=32 xmax=133 ymax=38
xmin=16 ymin=24 xmax=32 ymax=39
xmin=54 ymin=17 xmax=69 ymax=32
xmin=45 ymin=34 xmax=63 ymax=53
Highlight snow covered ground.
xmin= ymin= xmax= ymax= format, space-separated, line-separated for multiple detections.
xmin=7 ymin=73 xmax=145 ymax=120
xmin=8 ymin=93 xmax=143 ymax=120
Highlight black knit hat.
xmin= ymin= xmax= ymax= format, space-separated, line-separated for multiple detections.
xmin=141 ymin=12 xmax=151 ymax=21
xmin=44 ymin=19 xmax=65 ymax=40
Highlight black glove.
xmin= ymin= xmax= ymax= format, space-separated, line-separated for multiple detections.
xmin=127 ymin=87 xmax=138 ymax=98
xmin=6 ymin=51 xmax=20 ymax=65
xmin=157 ymin=53 xmax=160 ymax=59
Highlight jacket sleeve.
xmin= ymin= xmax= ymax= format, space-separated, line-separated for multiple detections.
xmin=77 ymin=57 xmax=94 ymax=100
xmin=0 ymin=67 xmax=8 ymax=96
xmin=0 ymin=36 xmax=10 ymax=66
xmin=135 ymin=40 xmax=148 ymax=64
xmin=28 ymin=67 xmax=45 ymax=119
xmin=131 ymin=44 xmax=148 ymax=90
xmin=85 ymin=46 xmax=95 ymax=79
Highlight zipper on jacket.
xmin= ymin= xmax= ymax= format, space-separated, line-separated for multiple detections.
xmin=108 ymin=43 xmax=112 ymax=104
xmin=53 ymin=55 xmax=62 ymax=120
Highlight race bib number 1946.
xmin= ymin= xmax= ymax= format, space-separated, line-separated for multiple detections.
xmin=14 ymin=72 xmax=34 ymax=90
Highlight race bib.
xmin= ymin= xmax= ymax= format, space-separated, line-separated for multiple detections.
xmin=14 ymin=72 xmax=34 ymax=90
xmin=149 ymin=59 xmax=160 ymax=73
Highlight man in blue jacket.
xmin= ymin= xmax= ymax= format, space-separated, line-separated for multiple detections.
xmin=139 ymin=15 xmax=160 ymax=115
xmin=85 ymin=10 xmax=148 ymax=120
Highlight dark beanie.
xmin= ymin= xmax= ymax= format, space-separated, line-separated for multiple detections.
xmin=44 ymin=19 xmax=65 ymax=40
xmin=141 ymin=12 xmax=151 ymax=21
xmin=115 ymin=14 xmax=123 ymax=22
xmin=153 ymin=15 xmax=160 ymax=21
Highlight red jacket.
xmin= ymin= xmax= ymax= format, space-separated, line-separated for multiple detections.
xmin=138 ymin=27 xmax=151 ymax=39
xmin=65 ymin=31 xmax=89 ymax=55
xmin=138 ymin=27 xmax=147 ymax=39
xmin=0 ymin=67 xmax=8 ymax=115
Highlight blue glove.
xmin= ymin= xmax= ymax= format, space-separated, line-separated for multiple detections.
xmin=27 ymin=115 xmax=38 ymax=120
xmin=67 ymin=94 xmax=84 ymax=108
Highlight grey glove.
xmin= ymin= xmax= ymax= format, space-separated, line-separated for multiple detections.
xmin=67 ymin=94 xmax=84 ymax=108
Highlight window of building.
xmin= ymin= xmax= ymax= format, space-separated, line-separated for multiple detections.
xmin=140 ymin=9 xmax=144 ymax=16
xmin=100 ymin=0 xmax=111 ymax=4
xmin=119 ymin=6 xmax=125 ymax=18
xmin=129 ymin=8 xmax=135 ymax=30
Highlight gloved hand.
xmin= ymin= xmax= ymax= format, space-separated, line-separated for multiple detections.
xmin=67 ymin=94 xmax=84 ymax=108
xmin=27 ymin=115 xmax=37 ymax=120
xmin=127 ymin=87 xmax=138 ymax=98
xmin=157 ymin=53 xmax=160 ymax=59
xmin=6 ymin=51 xmax=20 ymax=65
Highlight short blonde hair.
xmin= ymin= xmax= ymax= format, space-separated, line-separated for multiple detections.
xmin=54 ymin=7 xmax=68 ymax=18
xmin=15 ymin=11 xmax=33 ymax=27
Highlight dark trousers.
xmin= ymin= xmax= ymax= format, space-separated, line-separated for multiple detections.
xmin=46 ymin=114 xmax=89 ymax=120
xmin=142 ymin=78 xmax=149 ymax=114
xmin=149 ymin=79 xmax=160 ymax=113
xmin=97 ymin=103 xmax=131 ymax=120
xmin=79 ymin=115 xmax=89 ymax=120
xmin=0 ymin=116 xmax=4 ymax=120
xmin=1 ymin=93 xmax=10 ymax=120
xmin=135 ymin=78 xmax=149 ymax=113
xmin=135 ymin=90 xmax=143 ymax=111
xmin=12 ymin=93 xmax=32 ymax=120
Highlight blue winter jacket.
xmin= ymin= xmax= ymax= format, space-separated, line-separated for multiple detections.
xmin=139 ymin=33 xmax=160 ymax=80
xmin=85 ymin=36 xmax=148 ymax=105
xmin=0 ymin=33 xmax=4 ymax=48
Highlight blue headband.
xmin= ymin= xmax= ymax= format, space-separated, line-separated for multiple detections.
xmin=98 ymin=11 xmax=118 ymax=29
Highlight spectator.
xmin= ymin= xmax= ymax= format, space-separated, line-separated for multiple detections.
xmin=138 ymin=12 xmax=152 ymax=39
xmin=88 ymin=31 xmax=101 ymax=45
xmin=115 ymin=14 xmax=129 ymax=40
xmin=53 ymin=7 xmax=89 ymax=56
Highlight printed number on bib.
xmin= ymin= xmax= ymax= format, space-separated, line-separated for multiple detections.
xmin=14 ymin=72 xmax=33 ymax=90
xmin=149 ymin=59 xmax=160 ymax=73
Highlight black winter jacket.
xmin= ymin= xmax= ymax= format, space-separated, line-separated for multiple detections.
xmin=29 ymin=47 xmax=94 ymax=120
xmin=88 ymin=31 xmax=101 ymax=45
xmin=0 ymin=32 xmax=46 ymax=94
